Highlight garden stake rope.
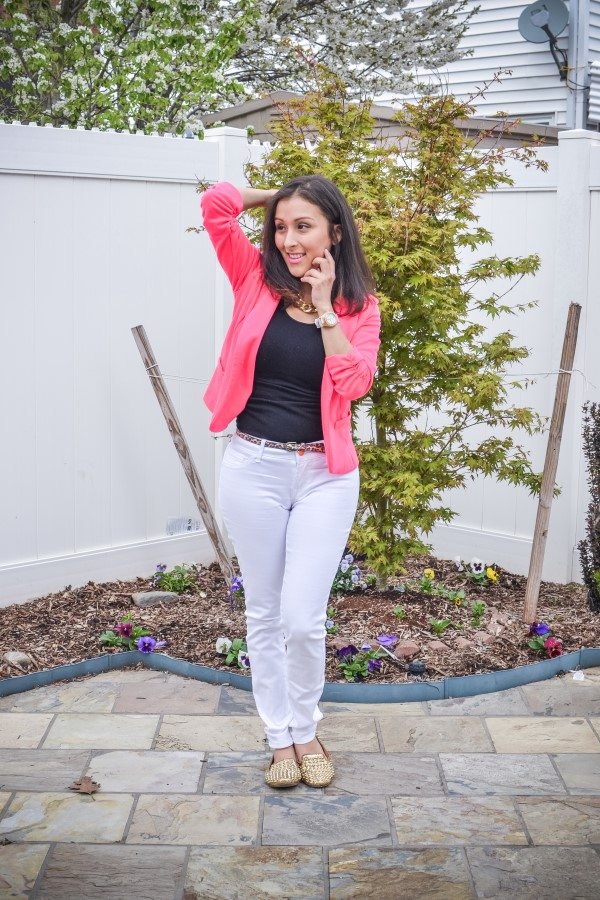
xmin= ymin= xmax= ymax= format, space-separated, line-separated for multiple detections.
xmin=145 ymin=368 xmax=599 ymax=396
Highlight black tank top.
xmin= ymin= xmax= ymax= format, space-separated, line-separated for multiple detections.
xmin=236 ymin=298 xmax=325 ymax=442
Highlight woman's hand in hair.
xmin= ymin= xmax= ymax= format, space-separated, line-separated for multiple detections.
xmin=300 ymin=247 xmax=336 ymax=313
xmin=240 ymin=187 xmax=278 ymax=211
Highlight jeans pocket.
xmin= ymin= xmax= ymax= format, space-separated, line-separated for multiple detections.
xmin=222 ymin=441 xmax=257 ymax=469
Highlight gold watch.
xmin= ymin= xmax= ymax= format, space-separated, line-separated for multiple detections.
xmin=315 ymin=311 xmax=339 ymax=329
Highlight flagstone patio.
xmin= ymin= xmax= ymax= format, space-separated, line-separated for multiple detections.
xmin=1 ymin=666 xmax=599 ymax=898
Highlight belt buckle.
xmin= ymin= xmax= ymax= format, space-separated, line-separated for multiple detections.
xmin=284 ymin=441 xmax=301 ymax=452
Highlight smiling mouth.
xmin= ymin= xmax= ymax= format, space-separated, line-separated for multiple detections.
xmin=286 ymin=253 xmax=306 ymax=264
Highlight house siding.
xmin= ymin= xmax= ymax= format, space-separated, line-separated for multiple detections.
xmin=380 ymin=0 xmax=580 ymax=126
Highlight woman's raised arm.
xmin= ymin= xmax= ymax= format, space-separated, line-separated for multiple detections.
xmin=200 ymin=182 xmax=277 ymax=293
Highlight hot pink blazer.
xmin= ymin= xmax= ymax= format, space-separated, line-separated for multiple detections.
xmin=200 ymin=181 xmax=381 ymax=474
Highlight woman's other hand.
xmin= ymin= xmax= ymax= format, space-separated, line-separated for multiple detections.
xmin=300 ymin=247 xmax=336 ymax=313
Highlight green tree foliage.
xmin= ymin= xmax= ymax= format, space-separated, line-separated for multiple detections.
xmin=244 ymin=68 xmax=548 ymax=579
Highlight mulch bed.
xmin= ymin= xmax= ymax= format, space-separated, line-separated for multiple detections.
xmin=1 ymin=555 xmax=599 ymax=683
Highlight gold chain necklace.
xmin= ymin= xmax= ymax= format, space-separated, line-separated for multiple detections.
xmin=289 ymin=293 xmax=318 ymax=315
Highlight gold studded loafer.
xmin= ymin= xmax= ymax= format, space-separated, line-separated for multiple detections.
xmin=264 ymin=754 xmax=302 ymax=788
xmin=299 ymin=737 xmax=335 ymax=787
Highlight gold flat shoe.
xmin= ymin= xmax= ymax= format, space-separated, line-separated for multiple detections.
xmin=264 ymin=754 xmax=302 ymax=788
xmin=299 ymin=736 xmax=335 ymax=787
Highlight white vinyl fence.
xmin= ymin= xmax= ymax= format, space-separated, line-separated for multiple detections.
xmin=0 ymin=123 xmax=599 ymax=606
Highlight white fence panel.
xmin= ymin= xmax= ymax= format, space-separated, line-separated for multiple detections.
xmin=0 ymin=124 xmax=234 ymax=605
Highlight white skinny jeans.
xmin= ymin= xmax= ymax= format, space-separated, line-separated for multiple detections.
xmin=218 ymin=432 xmax=360 ymax=748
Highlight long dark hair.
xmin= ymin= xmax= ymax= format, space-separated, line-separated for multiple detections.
xmin=261 ymin=174 xmax=375 ymax=316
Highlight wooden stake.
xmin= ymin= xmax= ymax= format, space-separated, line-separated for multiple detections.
xmin=131 ymin=325 xmax=237 ymax=586
xmin=523 ymin=302 xmax=582 ymax=623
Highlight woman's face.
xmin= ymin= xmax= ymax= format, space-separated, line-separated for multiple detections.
xmin=273 ymin=194 xmax=341 ymax=279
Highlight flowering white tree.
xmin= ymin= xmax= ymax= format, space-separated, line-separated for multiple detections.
xmin=234 ymin=0 xmax=476 ymax=98
xmin=0 ymin=0 xmax=475 ymax=133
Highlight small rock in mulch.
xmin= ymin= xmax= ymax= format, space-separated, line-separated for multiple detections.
xmin=454 ymin=637 xmax=475 ymax=650
xmin=473 ymin=630 xmax=496 ymax=644
xmin=2 ymin=651 xmax=34 ymax=669
xmin=132 ymin=591 xmax=181 ymax=608
xmin=394 ymin=640 xmax=421 ymax=658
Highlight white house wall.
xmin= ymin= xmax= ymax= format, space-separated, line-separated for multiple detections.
xmin=383 ymin=0 xmax=573 ymax=124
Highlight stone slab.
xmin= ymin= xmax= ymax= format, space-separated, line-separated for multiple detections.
xmin=379 ymin=716 xmax=492 ymax=752
xmin=80 ymin=669 xmax=166 ymax=683
xmin=0 ymin=843 xmax=50 ymax=900
xmin=552 ymin=753 xmax=600 ymax=793
xmin=37 ymin=843 xmax=187 ymax=899
xmin=113 ymin=675 xmax=219 ymax=714
xmin=426 ymin=688 xmax=530 ymax=716
xmin=185 ymin=846 xmax=325 ymax=898
xmin=42 ymin=713 xmax=159 ymax=749
xmin=86 ymin=750 xmax=205 ymax=792
xmin=521 ymin=675 xmax=600 ymax=716
xmin=441 ymin=753 xmax=566 ymax=795
xmin=126 ymin=793 xmax=260 ymax=845
xmin=0 ymin=749 xmax=89 ymax=791
xmin=485 ymin=716 xmax=600 ymax=753
xmin=390 ymin=796 xmax=527 ymax=845
xmin=516 ymin=796 xmax=600 ymax=844
xmin=156 ymin=715 xmax=266 ymax=751
xmin=0 ymin=680 xmax=118 ymax=713
xmin=0 ymin=713 xmax=53 ymax=748
xmin=0 ymin=791 xmax=133 ymax=842
xmin=317 ymin=716 xmax=380 ymax=752
xmin=325 ymin=752 xmax=442 ymax=796
xmin=262 ymin=795 xmax=392 ymax=847
xmin=466 ymin=846 xmax=600 ymax=898
xmin=202 ymin=751 xmax=320 ymax=795
xmin=321 ymin=701 xmax=427 ymax=717
xmin=328 ymin=847 xmax=473 ymax=898
xmin=216 ymin=686 xmax=258 ymax=716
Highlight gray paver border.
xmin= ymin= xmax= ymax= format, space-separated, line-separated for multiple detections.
xmin=1 ymin=646 xmax=599 ymax=701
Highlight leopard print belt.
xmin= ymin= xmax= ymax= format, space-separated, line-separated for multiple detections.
xmin=235 ymin=429 xmax=326 ymax=454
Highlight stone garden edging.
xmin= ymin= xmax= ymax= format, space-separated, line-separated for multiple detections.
xmin=1 ymin=646 xmax=599 ymax=701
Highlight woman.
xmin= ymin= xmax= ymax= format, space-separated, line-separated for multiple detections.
xmin=200 ymin=174 xmax=381 ymax=788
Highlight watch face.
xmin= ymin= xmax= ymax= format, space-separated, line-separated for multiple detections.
xmin=323 ymin=312 xmax=338 ymax=326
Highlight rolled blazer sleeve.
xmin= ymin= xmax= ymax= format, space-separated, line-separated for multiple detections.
xmin=200 ymin=181 xmax=261 ymax=292
xmin=325 ymin=299 xmax=381 ymax=401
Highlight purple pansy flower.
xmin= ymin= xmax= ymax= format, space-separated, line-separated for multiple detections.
xmin=529 ymin=621 xmax=551 ymax=636
xmin=337 ymin=644 xmax=359 ymax=659
xmin=368 ymin=659 xmax=382 ymax=673
xmin=238 ymin=650 xmax=251 ymax=668
xmin=360 ymin=643 xmax=372 ymax=652
xmin=156 ymin=563 xmax=167 ymax=572
xmin=136 ymin=636 xmax=167 ymax=653
xmin=376 ymin=634 xmax=398 ymax=647
xmin=114 ymin=622 xmax=132 ymax=637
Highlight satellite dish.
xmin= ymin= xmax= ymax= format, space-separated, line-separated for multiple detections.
xmin=518 ymin=0 xmax=569 ymax=79
xmin=519 ymin=0 xmax=568 ymax=42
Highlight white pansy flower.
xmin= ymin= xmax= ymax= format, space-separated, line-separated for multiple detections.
xmin=340 ymin=560 xmax=349 ymax=573
xmin=215 ymin=636 xmax=232 ymax=654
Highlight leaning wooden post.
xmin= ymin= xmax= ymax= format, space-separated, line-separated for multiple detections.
xmin=131 ymin=325 xmax=237 ymax=586
xmin=523 ymin=302 xmax=582 ymax=623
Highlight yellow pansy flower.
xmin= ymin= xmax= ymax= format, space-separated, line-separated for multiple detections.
xmin=486 ymin=567 xmax=498 ymax=583
xmin=423 ymin=568 xmax=435 ymax=580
